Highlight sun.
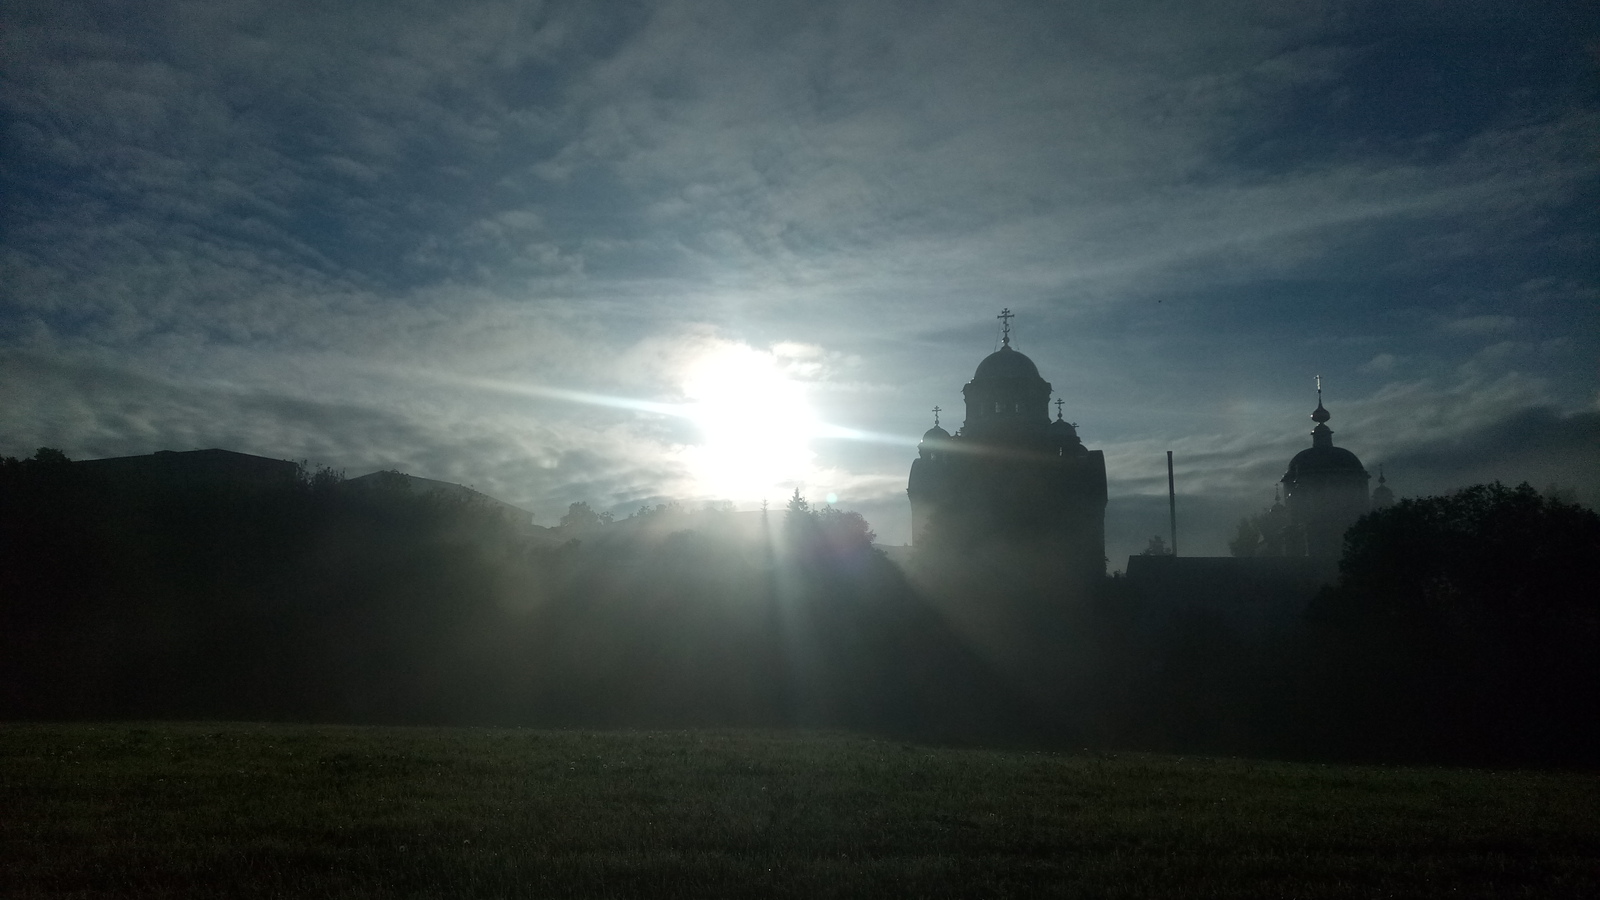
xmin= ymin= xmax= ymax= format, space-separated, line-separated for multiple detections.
xmin=681 ymin=344 xmax=819 ymax=501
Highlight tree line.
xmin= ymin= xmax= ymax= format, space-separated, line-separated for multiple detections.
xmin=0 ymin=451 xmax=1018 ymax=738
xmin=2 ymin=449 xmax=1595 ymax=765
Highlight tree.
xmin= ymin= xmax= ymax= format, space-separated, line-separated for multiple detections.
xmin=816 ymin=505 xmax=877 ymax=549
xmin=30 ymin=447 xmax=72 ymax=467
xmin=1305 ymin=482 xmax=1600 ymax=764
xmin=1139 ymin=534 xmax=1172 ymax=556
xmin=1227 ymin=518 xmax=1259 ymax=557
xmin=785 ymin=488 xmax=810 ymax=521
xmin=1331 ymin=482 xmax=1599 ymax=627
xmin=1229 ymin=499 xmax=1292 ymax=557
xmin=559 ymin=501 xmax=612 ymax=531
xmin=628 ymin=501 xmax=683 ymax=521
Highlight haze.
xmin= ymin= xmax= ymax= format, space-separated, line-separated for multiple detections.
xmin=3 ymin=0 xmax=1596 ymax=561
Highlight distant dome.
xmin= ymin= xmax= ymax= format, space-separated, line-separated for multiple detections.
xmin=1283 ymin=445 xmax=1366 ymax=479
xmin=1046 ymin=418 xmax=1078 ymax=441
xmin=973 ymin=344 xmax=1042 ymax=380
xmin=1371 ymin=467 xmax=1395 ymax=508
xmin=921 ymin=424 xmax=952 ymax=443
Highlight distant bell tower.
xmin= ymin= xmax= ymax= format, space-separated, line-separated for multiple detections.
xmin=1370 ymin=465 xmax=1395 ymax=509
xmin=1280 ymin=379 xmax=1372 ymax=557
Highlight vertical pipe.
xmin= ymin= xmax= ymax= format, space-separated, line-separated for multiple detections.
xmin=1167 ymin=450 xmax=1178 ymax=557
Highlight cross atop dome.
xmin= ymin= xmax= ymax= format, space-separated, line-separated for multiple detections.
xmin=997 ymin=308 xmax=1014 ymax=346
xmin=1312 ymin=375 xmax=1330 ymax=423
xmin=932 ymin=405 xmax=941 ymax=427
xmin=1054 ymin=397 xmax=1064 ymax=420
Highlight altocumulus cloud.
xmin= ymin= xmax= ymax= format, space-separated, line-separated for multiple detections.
xmin=2 ymin=0 xmax=1596 ymax=553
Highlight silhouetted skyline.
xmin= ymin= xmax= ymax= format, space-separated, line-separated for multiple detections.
xmin=3 ymin=1 xmax=1596 ymax=560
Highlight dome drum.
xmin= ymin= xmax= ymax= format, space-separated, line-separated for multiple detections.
xmin=961 ymin=345 xmax=1054 ymax=442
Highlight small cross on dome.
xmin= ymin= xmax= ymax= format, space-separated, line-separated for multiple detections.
xmin=1311 ymin=375 xmax=1331 ymax=423
xmin=997 ymin=308 xmax=1014 ymax=346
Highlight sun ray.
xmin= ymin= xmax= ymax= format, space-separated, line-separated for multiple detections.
xmin=382 ymin=358 xmax=917 ymax=505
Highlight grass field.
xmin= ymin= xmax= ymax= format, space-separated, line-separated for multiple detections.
xmin=2 ymin=723 xmax=1597 ymax=898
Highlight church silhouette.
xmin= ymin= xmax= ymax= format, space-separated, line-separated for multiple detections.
xmin=910 ymin=311 xmax=1391 ymax=598
xmin=907 ymin=309 xmax=1109 ymax=581
xmin=1277 ymin=381 xmax=1386 ymax=558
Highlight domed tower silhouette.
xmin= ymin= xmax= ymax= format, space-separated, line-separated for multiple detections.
xmin=906 ymin=309 xmax=1108 ymax=578
xmin=907 ymin=407 xmax=952 ymax=544
xmin=1046 ymin=398 xmax=1088 ymax=458
xmin=1370 ymin=465 xmax=1395 ymax=510
xmin=961 ymin=324 xmax=1053 ymax=444
xmin=1280 ymin=380 xmax=1372 ymax=557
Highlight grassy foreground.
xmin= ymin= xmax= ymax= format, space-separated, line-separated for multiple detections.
xmin=2 ymin=724 xmax=1597 ymax=898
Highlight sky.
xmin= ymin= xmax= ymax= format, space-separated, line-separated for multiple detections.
xmin=4 ymin=0 xmax=1597 ymax=563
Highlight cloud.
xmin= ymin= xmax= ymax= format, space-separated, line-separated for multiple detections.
xmin=1359 ymin=353 xmax=1400 ymax=374
xmin=0 ymin=347 xmax=691 ymax=524
xmin=2 ymin=0 xmax=1594 ymax=556
xmin=1377 ymin=406 xmax=1600 ymax=508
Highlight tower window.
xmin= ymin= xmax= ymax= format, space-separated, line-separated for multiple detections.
xmin=994 ymin=401 xmax=1001 ymax=413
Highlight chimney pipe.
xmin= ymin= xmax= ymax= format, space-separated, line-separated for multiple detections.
xmin=1167 ymin=450 xmax=1178 ymax=557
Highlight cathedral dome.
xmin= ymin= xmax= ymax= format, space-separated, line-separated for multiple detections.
xmin=1283 ymin=444 xmax=1366 ymax=479
xmin=973 ymin=344 xmax=1042 ymax=380
xmin=1283 ymin=392 xmax=1367 ymax=480
xmin=921 ymin=424 xmax=952 ymax=443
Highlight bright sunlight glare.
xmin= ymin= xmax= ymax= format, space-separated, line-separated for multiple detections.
xmin=682 ymin=344 xmax=819 ymax=501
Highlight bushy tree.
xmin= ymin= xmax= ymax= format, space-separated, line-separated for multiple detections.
xmin=1303 ymin=482 xmax=1600 ymax=764
xmin=1139 ymin=534 xmax=1172 ymax=556
xmin=782 ymin=491 xmax=876 ymax=560
xmin=1228 ymin=500 xmax=1292 ymax=557
xmin=1331 ymin=481 xmax=1598 ymax=629
xmin=558 ymin=501 xmax=612 ymax=531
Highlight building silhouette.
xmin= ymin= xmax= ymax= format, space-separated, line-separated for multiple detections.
xmin=76 ymin=450 xmax=535 ymax=527
xmin=1279 ymin=386 xmax=1374 ymax=558
xmin=1126 ymin=385 xmax=1384 ymax=629
xmin=907 ymin=310 xmax=1107 ymax=578
xmin=77 ymin=448 xmax=300 ymax=489
xmin=1370 ymin=465 xmax=1395 ymax=510
xmin=345 ymin=470 xmax=535 ymax=527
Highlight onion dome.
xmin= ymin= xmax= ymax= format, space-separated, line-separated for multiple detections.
xmin=1282 ymin=398 xmax=1367 ymax=481
xmin=921 ymin=424 xmax=952 ymax=443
